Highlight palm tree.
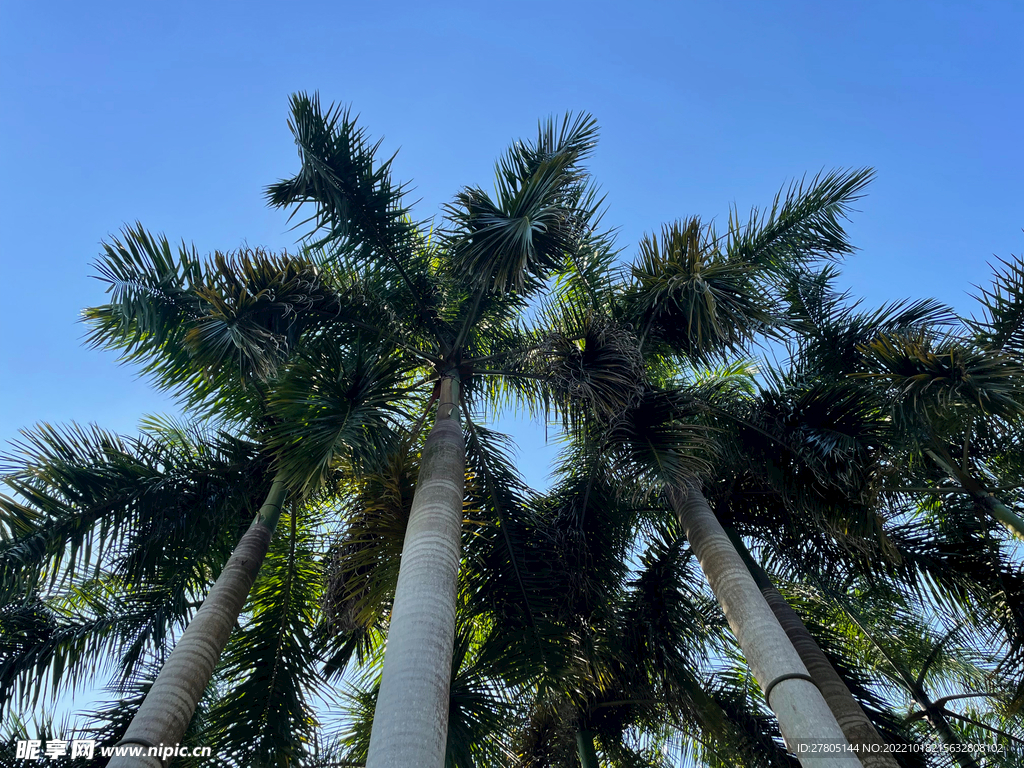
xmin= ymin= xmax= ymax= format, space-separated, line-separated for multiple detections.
xmin=670 ymin=268 xmax=1024 ymax=763
xmin=603 ymin=214 xmax=1019 ymax=767
xmin=541 ymin=176 xmax=878 ymax=765
xmin=49 ymin=236 xmax=410 ymax=763
xmin=264 ymin=93 xmax=621 ymax=766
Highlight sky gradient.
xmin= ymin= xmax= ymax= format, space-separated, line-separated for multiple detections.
xmin=2 ymin=0 xmax=1022 ymax=491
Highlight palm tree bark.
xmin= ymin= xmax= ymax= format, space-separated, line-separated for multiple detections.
xmin=366 ymin=373 xmax=465 ymax=768
xmin=576 ymin=729 xmax=600 ymax=768
xmin=108 ymin=477 xmax=288 ymax=768
xmin=725 ymin=527 xmax=899 ymax=768
xmin=668 ymin=484 xmax=860 ymax=768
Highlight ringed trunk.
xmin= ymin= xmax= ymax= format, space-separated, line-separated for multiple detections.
xmin=108 ymin=477 xmax=289 ymax=768
xmin=668 ymin=483 xmax=860 ymax=768
xmin=366 ymin=374 xmax=465 ymax=768
xmin=725 ymin=527 xmax=899 ymax=768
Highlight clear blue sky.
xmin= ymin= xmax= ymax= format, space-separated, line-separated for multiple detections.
xmin=2 ymin=0 xmax=1022 ymax=490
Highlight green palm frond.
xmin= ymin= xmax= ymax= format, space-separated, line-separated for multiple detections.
xmin=266 ymin=93 xmax=415 ymax=256
xmin=0 ymin=421 xmax=288 ymax=714
xmin=624 ymin=218 xmax=775 ymax=362
xmin=443 ymin=626 xmax=519 ymax=768
xmin=86 ymin=226 xmax=396 ymax=423
xmin=619 ymin=522 xmax=719 ymax=682
xmin=318 ymin=447 xmax=416 ymax=675
xmin=858 ymin=329 xmax=1024 ymax=421
xmin=267 ymin=338 xmax=414 ymax=494
xmin=783 ymin=265 xmax=956 ymax=377
xmin=967 ymin=253 xmax=1024 ymax=355
xmin=725 ymin=168 xmax=874 ymax=272
xmin=84 ymin=223 xmax=204 ymax=355
xmin=534 ymin=307 xmax=646 ymax=429
xmin=599 ymin=385 xmax=719 ymax=492
xmin=265 ymin=93 xmax=439 ymax=330
xmin=511 ymin=690 xmax=592 ymax=768
xmin=460 ymin=417 xmax=538 ymax=626
xmin=187 ymin=249 xmax=383 ymax=383
xmin=772 ymin=550 xmax=1021 ymax=760
xmin=84 ymin=226 xmax=241 ymax=411
xmin=883 ymin=505 xmax=1024 ymax=667
xmin=0 ymin=597 xmax=124 ymax=714
xmin=0 ymin=709 xmax=75 ymax=766
xmin=746 ymin=376 xmax=887 ymax=490
xmin=0 ymin=422 xmax=268 ymax=603
xmin=675 ymin=663 xmax=796 ymax=768
xmin=0 ymin=572 xmax=207 ymax=717
xmin=705 ymin=374 xmax=894 ymax=561
xmin=446 ymin=112 xmax=602 ymax=295
xmin=551 ymin=227 xmax=622 ymax=315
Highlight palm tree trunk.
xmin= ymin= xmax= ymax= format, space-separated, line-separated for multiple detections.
xmin=924 ymin=446 xmax=1024 ymax=540
xmin=108 ymin=477 xmax=288 ymax=768
xmin=576 ymin=729 xmax=600 ymax=768
xmin=916 ymin=697 xmax=982 ymax=768
xmin=668 ymin=484 xmax=860 ymax=768
xmin=366 ymin=373 xmax=465 ymax=768
xmin=725 ymin=527 xmax=899 ymax=768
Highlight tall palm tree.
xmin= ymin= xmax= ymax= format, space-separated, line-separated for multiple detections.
xmin=542 ymin=175 xmax=878 ymax=765
xmin=605 ymin=219 xmax=1018 ymax=767
xmin=672 ymin=268 xmax=1024 ymax=763
xmin=66 ymin=236 xmax=411 ymax=763
xmin=264 ymin=93 xmax=620 ymax=766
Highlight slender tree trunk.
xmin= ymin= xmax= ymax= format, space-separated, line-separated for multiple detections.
xmin=924 ymin=446 xmax=1024 ymax=540
xmin=108 ymin=478 xmax=288 ymax=768
xmin=915 ymin=696 xmax=981 ymax=768
xmin=668 ymin=483 xmax=860 ymax=768
xmin=576 ymin=729 xmax=600 ymax=768
xmin=366 ymin=373 xmax=465 ymax=768
xmin=725 ymin=528 xmax=899 ymax=768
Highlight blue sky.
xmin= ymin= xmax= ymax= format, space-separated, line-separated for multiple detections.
xmin=2 ymin=0 xmax=1022 ymax=492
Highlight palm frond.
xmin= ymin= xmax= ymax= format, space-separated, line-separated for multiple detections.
xmin=318 ymin=446 xmax=416 ymax=676
xmin=446 ymin=113 xmax=601 ymax=296
xmin=267 ymin=338 xmax=413 ymax=494
xmin=0 ymin=422 xmax=268 ymax=604
xmin=859 ymin=330 xmax=1024 ymax=421
xmin=967 ymin=253 xmax=1024 ymax=355
xmin=726 ymin=168 xmax=874 ymax=272
xmin=265 ymin=93 xmax=439 ymax=333
xmin=624 ymin=218 xmax=775 ymax=362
